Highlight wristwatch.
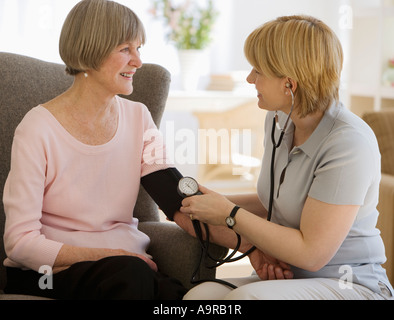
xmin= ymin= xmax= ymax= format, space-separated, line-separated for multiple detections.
xmin=225 ymin=205 xmax=240 ymax=229
xmin=177 ymin=176 xmax=202 ymax=198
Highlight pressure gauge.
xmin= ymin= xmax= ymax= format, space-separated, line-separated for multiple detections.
xmin=177 ymin=177 xmax=202 ymax=198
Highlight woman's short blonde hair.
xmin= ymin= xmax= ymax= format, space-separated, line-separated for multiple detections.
xmin=60 ymin=0 xmax=146 ymax=75
xmin=244 ymin=15 xmax=343 ymax=117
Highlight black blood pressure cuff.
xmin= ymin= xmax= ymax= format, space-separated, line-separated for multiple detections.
xmin=141 ymin=168 xmax=184 ymax=221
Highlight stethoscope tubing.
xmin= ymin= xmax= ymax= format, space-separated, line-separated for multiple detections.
xmin=268 ymin=88 xmax=295 ymax=221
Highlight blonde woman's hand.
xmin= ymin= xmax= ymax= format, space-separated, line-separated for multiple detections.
xmin=180 ymin=185 xmax=235 ymax=227
xmin=248 ymin=248 xmax=293 ymax=280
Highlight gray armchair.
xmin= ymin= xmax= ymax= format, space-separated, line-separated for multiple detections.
xmin=0 ymin=52 xmax=227 ymax=299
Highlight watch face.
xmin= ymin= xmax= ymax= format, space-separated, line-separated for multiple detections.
xmin=225 ymin=216 xmax=235 ymax=228
xmin=178 ymin=177 xmax=199 ymax=197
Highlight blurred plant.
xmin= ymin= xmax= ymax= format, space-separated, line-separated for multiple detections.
xmin=150 ymin=0 xmax=218 ymax=50
xmin=389 ymin=58 xmax=394 ymax=68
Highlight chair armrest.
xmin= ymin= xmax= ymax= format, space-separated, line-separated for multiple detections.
xmin=377 ymin=173 xmax=394 ymax=284
xmin=138 ymin=221 xmax=228 ymax=290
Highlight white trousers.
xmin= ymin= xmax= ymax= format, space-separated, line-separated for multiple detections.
xmin=183 ymin=276 xmax=392 ymax=300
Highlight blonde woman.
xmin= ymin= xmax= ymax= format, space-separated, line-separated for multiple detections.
xmin=3 ymin=0 xmax=186 ymax=299
xmin=176 ymin=15 xmax=393 ymax=300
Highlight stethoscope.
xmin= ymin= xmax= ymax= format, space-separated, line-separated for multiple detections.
xmin=178 ymin=178 xmax=249 ymax=288
xmin=267 ymin=82 xmax=295 ymax=221
xmin=177 ymin=83 xmax=295 ymax=288
xmin=220 ymin=82 xmax=295 ymax=261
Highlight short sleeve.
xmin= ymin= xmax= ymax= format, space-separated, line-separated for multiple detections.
xmin=308 ymin=130 xmax=379 ymax=206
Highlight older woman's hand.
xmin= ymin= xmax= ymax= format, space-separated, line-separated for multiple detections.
xmin=53 ymin=245 xmax=158 ymax=274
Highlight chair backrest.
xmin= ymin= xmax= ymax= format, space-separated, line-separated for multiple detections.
xmin=363 ymin=111 xmax=394 ymax=176
xmin=0 ymin=52 xmax=171 ymax=290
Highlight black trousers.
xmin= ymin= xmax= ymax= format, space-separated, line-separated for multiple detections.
xmin=4 ymin=256 xmax=187 ymax=300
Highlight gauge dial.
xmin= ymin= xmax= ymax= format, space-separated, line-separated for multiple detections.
xmin=178 ymin=177 xmax=200 ymax=197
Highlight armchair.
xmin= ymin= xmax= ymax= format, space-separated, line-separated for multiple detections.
xmin=362 ymin=111 xmax=394 ymax=284
xmin=0 ymin=52 xmax=227 ymax=299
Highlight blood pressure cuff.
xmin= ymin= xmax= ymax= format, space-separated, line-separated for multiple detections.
xmin=141 ymin=167 xmax=184 ymax=221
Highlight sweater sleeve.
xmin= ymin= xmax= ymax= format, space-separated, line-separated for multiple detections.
xmin=3 ymin=115 xmax=63 ymax=271
xmin=140 ymin=105 xmax=174 ymax=177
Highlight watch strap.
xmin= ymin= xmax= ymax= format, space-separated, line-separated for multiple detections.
xmin=230 ymin=205 xmax=240 ymax=218
xmin=226 ymin=205 xmax=240 ymax=229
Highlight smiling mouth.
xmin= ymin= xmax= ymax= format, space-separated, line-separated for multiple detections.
xmin=120 ymin=73 xmax=134 ymax=79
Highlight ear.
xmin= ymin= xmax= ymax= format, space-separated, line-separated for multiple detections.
xmin=285 ymin=78 xmax=297 ymax=93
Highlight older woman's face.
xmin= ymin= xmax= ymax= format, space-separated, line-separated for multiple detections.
xmin=90 ymin=40 xmax=143 ymax=97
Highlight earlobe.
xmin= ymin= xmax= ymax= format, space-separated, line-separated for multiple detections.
xmin=284 ymin=78 xmax=297 ymax=97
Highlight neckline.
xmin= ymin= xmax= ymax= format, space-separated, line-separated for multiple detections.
xmin=37 ymin=96 xmax=122 ymax=154
xmin=289 ymin=102 xmax=341 ymax=158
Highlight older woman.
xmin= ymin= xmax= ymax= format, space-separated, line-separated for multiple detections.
xmin=3 ymin=0 xmax=186 ymax=299
xmin=176 ymin=15 xmax=393 ymax=300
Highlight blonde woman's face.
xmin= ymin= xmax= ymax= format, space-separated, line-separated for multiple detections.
xmin=247 ymin=68 xmax=291 ymax=113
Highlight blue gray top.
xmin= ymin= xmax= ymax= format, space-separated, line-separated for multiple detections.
xmin=257 ymin=102 xmax=393 ymax=295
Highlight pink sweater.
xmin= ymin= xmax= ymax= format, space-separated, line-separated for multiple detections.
xmin=3 ymin=97 xmax=170 ymax=272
